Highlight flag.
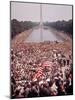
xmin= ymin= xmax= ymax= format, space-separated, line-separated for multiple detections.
xmin=33 ymin=67 xmax=45 ymax=81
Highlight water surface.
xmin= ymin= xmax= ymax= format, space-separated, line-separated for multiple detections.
xmin=26 ymin=28 xmax=64 ymax=42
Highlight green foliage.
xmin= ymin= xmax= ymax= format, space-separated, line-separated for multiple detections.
xmin=44 ymin=19 xmax=73 ymax=37
xmin=11 ymin=19 xmax=38 ymax=38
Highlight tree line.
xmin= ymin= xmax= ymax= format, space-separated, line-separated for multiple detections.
xmin=11 ymin=19 xmax=39 ymax=38
xmin=44 ymin=19 xmax=73 ymax=37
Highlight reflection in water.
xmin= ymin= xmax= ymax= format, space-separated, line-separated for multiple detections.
xmin=26 ymin=28 xmax=64 ymax=42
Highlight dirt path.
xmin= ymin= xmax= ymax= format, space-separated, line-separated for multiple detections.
xmin=49 ymin=27 xmax=72 ymax=42
xmin=11 ymin=29 xmax=33 ymax=48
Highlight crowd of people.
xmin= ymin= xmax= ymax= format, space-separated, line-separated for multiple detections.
xmin=11 ymin=41 xmax=73 ymax=98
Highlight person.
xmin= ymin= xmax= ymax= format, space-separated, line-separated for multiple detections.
xmin=50 ymin=80 xmax=58 ymax=96
xmin=39 ymin=83 xmax=50 ymax=97
xmin=11 ymin=42 xmax=73 ymax=98
xmin=27 ymin=84 xmax=38 ymax=97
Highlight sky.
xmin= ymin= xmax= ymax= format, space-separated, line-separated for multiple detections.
xmin=11 ymin=2 xmax=72 ymax=22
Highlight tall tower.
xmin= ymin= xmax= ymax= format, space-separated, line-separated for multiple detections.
xmin=40 ymin=4 xmax=43 ymax=42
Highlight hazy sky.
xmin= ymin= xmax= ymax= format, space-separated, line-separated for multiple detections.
xmin=11 ymin=2 xmax=72 ymax=22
